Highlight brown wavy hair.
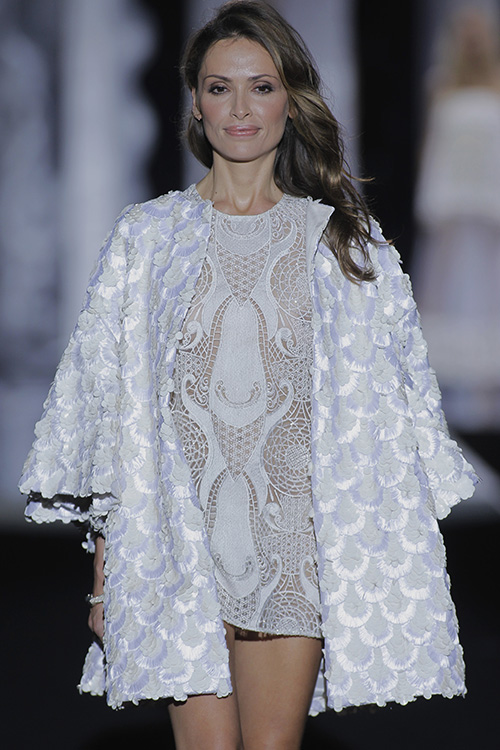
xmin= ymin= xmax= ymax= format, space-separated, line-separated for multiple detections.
xmin=182 ymin=0 xmax=376 ymax=282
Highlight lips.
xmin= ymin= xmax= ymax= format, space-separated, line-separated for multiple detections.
xmin=224 ymin=126 xmax=260 ymax=136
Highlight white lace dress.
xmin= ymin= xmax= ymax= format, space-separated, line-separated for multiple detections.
xmin=170 ymin=190 xmax=322 ymax=638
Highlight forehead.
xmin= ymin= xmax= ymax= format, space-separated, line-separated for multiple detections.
xmin=200 ymin=37 xmax=279 ymax=76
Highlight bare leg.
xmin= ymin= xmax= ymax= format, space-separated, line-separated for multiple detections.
xmin=234 ymin=631 xmax=323 ymax=750
xmin=167 ymin=624 xmax=323 ymax=750
xmin=167 ymin=623 xmax=243 ymax=750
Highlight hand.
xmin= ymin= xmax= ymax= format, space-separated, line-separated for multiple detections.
xmin=89 ymin=536 xmax=105 ymax=642
xmin=88 ymin=602 xmax=104 ymax=642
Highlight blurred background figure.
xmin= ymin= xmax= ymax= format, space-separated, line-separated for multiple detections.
xmin=0 ymin=0 xmax=156 ymax=520
xmin=413 ymin=3 xmax=500 ymax=430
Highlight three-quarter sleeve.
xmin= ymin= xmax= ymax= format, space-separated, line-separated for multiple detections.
xmin=395 ymin=297 xmax=478 ymax=518
xmin=371 ymin=230 xmax=478 ymax=519
xmin=19 ymin=206 xmax=132 ymax=533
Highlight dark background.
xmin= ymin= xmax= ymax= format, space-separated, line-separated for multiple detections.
xmin=3 ymin=518 xmax=497 ymax=749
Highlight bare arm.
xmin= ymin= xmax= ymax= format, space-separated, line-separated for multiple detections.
xmin=88 ymin=535 xmax=104 ymax=641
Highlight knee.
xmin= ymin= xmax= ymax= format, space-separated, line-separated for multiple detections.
xmin=208 ymin=739 xmax=244 ymax=750
xmin=174 ymin=732 xmax=243 ymax=750
xmin=168 ymin=692 xmax=242 ymax=750
xmin=244 ymin=728 xmax=301 ymax=750
xmin=196 ymin=741 xmax=243 ymax=750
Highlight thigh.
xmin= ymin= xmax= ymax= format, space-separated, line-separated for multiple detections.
xmin=167 ymin=623 xmax=243 ymax=750
xmin=234 ymin=633 xmax=323 ymax=750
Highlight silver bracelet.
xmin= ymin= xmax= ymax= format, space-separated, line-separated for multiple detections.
xmin=86 ymin=593 xmax=104 ymax=607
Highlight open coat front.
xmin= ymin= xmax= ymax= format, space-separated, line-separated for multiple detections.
xmin=19 ymin=188 xmax=477 ymax=714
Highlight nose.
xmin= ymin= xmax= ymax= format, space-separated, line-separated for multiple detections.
xmin=231 ymin=90 xmax=251 ymax=119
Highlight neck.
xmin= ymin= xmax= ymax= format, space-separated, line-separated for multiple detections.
xmin=196 ymin=153 xmax=283 ymax=215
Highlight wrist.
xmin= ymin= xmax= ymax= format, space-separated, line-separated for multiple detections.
xmin=86 ymin=593 xmax=104 ymax=606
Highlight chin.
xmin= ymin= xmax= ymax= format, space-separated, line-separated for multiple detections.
xmin=212 ymin=142 xmax=282 ymax=165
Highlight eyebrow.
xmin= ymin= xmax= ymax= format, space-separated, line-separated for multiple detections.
xmin=202 ymin=73 xmax=280 ymax=82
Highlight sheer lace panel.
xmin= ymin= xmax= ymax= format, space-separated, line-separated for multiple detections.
xmin=170 ymin=195 xmax=321 ymax=637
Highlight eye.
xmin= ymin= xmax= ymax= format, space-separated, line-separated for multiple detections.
xmin=208 ymin=83 xmax=228 ymax=95
xmin=254 ymin=82 xmax=274 ymax=93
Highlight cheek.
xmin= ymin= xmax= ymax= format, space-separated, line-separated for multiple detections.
xmin=265 ymin=98 xmax=290 ymax=127
xmin=198 ymin=96 xmax=223 ymax=126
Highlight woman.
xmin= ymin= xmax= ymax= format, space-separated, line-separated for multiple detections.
xmin=20 ymin=2 xmax=477 ymax=749
xmin=414 ymin=6 xmax=500 ymax=429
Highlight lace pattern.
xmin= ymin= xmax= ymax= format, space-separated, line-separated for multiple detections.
xmin=170 ymin=194 xmax=322 ymax=637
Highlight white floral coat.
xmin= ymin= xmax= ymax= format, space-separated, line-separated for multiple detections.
xmin=19 ymin=187 xmax=477 ymax=714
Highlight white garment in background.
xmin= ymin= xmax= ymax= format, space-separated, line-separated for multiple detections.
xmin=414 ymin=87 xmax=500 ymax=428
xmin=416 ymin=88 xmax=500 ymax=224
xmin=59 ymin=0 xmax=156 ymax=343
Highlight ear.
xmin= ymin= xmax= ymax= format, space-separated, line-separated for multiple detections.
xmin=288 ymin=98 xmax=297 ymax=120
xmin=191 ymin=88 xmax=202 ymax=121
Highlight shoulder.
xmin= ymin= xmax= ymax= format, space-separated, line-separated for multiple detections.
xmin=333 ymin=216 xmax=405 ymax=284
xmin=114 ymin=185 xmax=208 ymax=236
xmin=92 ymin=186 xmax=210 ymax=279
xmin=364 ymin=218 xmax=416 ymax=321
xmin=365 ymin=218 xmax=405 ymax=279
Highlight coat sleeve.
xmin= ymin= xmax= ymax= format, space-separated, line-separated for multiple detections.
xmin=18 ymin=206 xmax=132 ymax=537
xmin=369 ymin=226 xmax=478 ymax=519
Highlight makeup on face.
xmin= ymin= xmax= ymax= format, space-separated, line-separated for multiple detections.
xmin=193 ymin=37 xmax=291 ymax=164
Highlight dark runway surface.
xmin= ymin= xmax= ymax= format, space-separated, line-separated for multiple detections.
xmin=3 ymin=516 xmax=498 ymax=750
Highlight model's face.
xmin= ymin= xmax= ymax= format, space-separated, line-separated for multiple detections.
xmin=192 ymin=37 xmax=291 ymax=165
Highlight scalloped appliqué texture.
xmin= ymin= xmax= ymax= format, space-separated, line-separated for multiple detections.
xmin=19 ymin=191 xmax=477 ymax=714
